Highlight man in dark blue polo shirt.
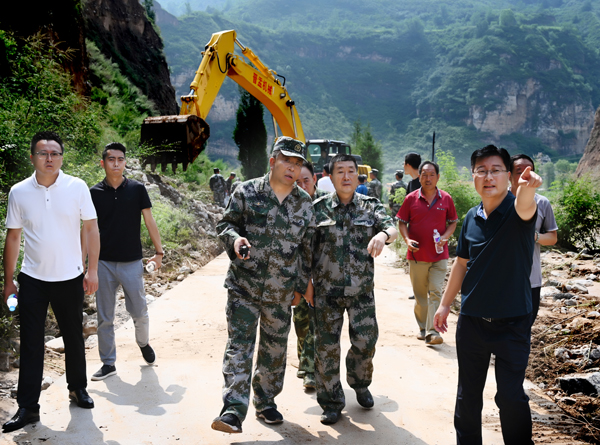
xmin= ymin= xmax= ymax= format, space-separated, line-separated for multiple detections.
xmin=89 ymin=143 xmax=164 ymax=381
xmin=434 ymin=145 xmax=541 ymax=445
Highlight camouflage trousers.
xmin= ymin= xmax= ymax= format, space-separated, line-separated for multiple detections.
xmin=293 ymin=298 xmax=315 ymax=377
xmin=220 ymin=289 xmax=292 ymax=422
xmin=314 ymin=291 xmax=378 ymax=412
xmin=213 ymin=191 xmax=226 ymax=207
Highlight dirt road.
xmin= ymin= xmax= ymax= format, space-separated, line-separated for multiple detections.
xmin=0 ymin=249 xmax=581 ymax=444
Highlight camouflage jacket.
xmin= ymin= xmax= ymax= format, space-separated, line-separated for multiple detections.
xmin=367 ymin=178 xmax=382 ymax=200
xmin=389 ymin=180 xmax=407 ymax=206
xmin=230 ymin=179 xmax=241 ymax=194
xmin=312 ymin=187 xmax=331 ymax=201
xmin=312 ymin=192 xmax=394 ymax=298
xmin=217 ymin=173 xmax=316 ymax=304
xmin=209 ymin=174 xmax=226 ymax=193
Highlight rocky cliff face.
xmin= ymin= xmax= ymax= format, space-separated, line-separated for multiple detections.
xmin=83 ymin=0 xmax=178 ymax=115
xmin=0 ymin=0 xmax=90 ymax=96
xmin=465 ymin=79 xmax=595 ymax=155
xmin=576 ymin=106 xmax=600 ymax=181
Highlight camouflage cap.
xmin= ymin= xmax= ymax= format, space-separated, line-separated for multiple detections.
xmin=272 ymin=136 xmax=307 ymax=162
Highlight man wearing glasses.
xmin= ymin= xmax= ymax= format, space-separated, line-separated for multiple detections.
xmin=434 ymin=145 xmax=541 ymax=445
xmin=3 ymin=131 xmax=99 ymax=432
xmin=397 ymin=161 xmax=458 ymax=345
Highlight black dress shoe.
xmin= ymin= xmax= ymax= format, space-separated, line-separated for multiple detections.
xmin=2 ymin=407 xmax=40 ymax=432
xmin=355 ymin=388 xmax=374 ymax=409
xmin=69 ymin=388 xmax=94 ymax=409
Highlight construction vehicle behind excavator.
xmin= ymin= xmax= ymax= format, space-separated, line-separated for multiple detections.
xmin=140 ymin=29 xmax=368 ymax=175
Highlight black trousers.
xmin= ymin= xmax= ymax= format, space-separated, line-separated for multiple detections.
xmin=455 ymin=314 xmax=533 ymax=445
xmin=530 ymin=286 xmax=541 ymax=326
xmin=17 ymin=273 xmax=87 ymax=410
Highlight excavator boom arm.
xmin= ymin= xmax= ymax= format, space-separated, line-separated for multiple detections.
xmin=181 ymin=29 xmax=304 ymax=141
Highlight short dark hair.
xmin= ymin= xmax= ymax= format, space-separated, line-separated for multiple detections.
xmin=102 ymin=142 xmax=127 ymax=160
xmin=303 ymin=161 xmax=315 ymax=176
xmin=358 ymin=174 xmax=366 ymax=183
xmin=323 ymin=163 xmax=331 ymax=174
xmin=510 ymin=154 xmax=535 ymax=173
xmin=419 ymin=160 xmax=439 ymax=175
xmin=30 ymin=131 xmax=64 ymax=155
xmin=213 ymin=167 xmax=220 ymax=173
xmin=471 ymin=145 xmax=511 ymax=172
xmin=395 ymin=170 xmax=404 ymax=180
xmin=329 ymin=154 xmax=358 ymax=173
xmin=404 ymin=152 xmax=421 ymax=169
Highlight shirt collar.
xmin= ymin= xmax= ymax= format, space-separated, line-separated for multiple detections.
xmin=476 ymin=192 xmax=514 ymax=220
xmin=102 ymin=176 xmax=128 ymax=190
xmin=31 ymin=170 xmax=63 ymax=189
xmin=258 ymin=173 xmax=300 ymax=199
xmin=417 ymin=187 xmax=441 ymax=200
xmin=331 ymin=191 xmax=358 ymax=208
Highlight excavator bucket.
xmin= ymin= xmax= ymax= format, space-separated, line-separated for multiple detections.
xmin=140 ymin=114 xmax=210 ymax=173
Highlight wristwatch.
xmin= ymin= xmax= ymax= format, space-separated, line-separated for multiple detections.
xmin=535 ymin=231 xmax=539 ymax=243
xmin=382 ymin=229 xmax=392 ymax=245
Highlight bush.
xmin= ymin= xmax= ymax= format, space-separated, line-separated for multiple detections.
xmin=142 ymin=188 xmax=196 ymax=250
xmin=554 ymin=176 xmax=600 ymax=251
xmin=436 ymin=150 xmax=480 ymax=238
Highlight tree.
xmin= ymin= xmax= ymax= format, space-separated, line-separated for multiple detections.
xmin=499 ymin=9 xmax=517 ymax=28
xmin=543 ymin=162 xmax=555 ymax=187
xmin=353 ymin=122 xmax=383 ymax=172
xmin=233 ymin=90 xmax=268 ymax=180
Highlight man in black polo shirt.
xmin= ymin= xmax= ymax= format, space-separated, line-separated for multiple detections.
xmin=434 ymin=145 xmax=541 ymax=445
xmin=89 ymin=143 xmax=164 ymax=380
xmin=404 ymin=152 xmax=421 ymax=194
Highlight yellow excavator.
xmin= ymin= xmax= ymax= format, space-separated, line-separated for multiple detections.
xmin=140 ymin=29 xmax=303 ymax=172
xmin=140 ymin=29 xmax=369 ymax=176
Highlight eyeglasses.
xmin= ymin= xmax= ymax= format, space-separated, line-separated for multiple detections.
xmin=34 ymin=151 xmax=63 ymax=159
xmin=473 ymin=169 xmax=507 ymax=178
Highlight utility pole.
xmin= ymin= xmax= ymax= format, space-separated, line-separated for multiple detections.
xmin=432 ymin=131 xmax=436 ymax=162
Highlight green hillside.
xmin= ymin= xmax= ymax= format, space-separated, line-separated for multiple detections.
xmin=157 ymin=0 xmax=600 ymax=172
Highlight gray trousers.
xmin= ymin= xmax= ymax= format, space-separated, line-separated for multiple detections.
xmin=97 ymin=260 xmax=150 ymax=366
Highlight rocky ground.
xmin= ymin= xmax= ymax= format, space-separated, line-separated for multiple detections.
xmin=527 ymin=251 xmax=600 ymax=444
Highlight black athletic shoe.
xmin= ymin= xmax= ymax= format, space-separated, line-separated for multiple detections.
xmin=211 ymin=413 xmax=242 ymax=433
xmin=91 ymin=364 xmax=117 ymax=381
xmin=140 ymin=344 xmax=156 ymax=365
xmin=256 ymin=408 xmax=283 ymax=424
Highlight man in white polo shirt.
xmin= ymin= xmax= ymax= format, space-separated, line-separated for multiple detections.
xmin=2 ymin=131 xmax=100 ymax=433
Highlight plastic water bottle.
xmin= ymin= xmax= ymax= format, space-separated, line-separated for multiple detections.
xmin=7 ymin=294 xmax=18 ymax=312
xmin=146 ymin=261 xmax=157 ymax=273
xmin=433 ymin=229 xmax=444 ymax=254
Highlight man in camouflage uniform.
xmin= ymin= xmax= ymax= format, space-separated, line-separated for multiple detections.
xmin=367 ymin=168 xmax=382 ymax=200
xmin=309 ymin=154 xmax=398 ymax=425
xmin=211 ymin=137 xmax=316 ymax=434
xmin=389 ymin=169 xmax=408 ymax=217
xmin=225 ymin=172 xmax=236 ymax=195
xmin=293 ymin=161 xmax=330 ymax=391
xmin=209 ymin=168 xmax=227 ymax=207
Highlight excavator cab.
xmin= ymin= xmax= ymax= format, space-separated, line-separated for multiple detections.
xmin=307 ymin=139 xmax=368 ymax=180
